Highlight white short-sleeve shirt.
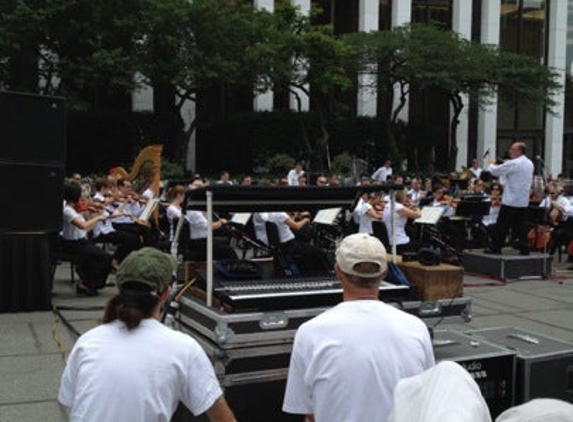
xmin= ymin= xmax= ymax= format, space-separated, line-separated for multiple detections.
xmin=59 ymin=319 xmax=222 ymax=422
xmin=283 ymin=300 xmax=435 ymax=422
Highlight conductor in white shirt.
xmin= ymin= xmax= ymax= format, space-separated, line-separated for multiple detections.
xmin=485 ymin=141 xmax=534 ymax=255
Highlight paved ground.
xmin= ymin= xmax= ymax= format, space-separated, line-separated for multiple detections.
xmin=1 ymin=255 xmax=573 ymax=422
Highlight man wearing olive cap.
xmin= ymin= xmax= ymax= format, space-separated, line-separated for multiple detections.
xmin=283 ymin=234 xmax=434 ymax=422
xmin=59 ymin=247 xmax=237 ymax=422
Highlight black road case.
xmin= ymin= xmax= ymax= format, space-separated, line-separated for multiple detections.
xmin=466 ymin=327 xmax=573 ymax=404
xmin=433 ymin=330 xmax=516 ymax=418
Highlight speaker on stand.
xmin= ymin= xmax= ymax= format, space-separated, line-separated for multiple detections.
xmin=0 ymin=91 xmax=66 ymax=311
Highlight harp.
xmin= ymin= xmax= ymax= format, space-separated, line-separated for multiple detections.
xmin=112 ymin=145 xmax=163 ymax=225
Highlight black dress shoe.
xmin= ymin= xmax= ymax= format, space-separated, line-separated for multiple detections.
xmin=483 ymin=248 xmax=501 ymax=255
xmin=76 ymin=284 xmax=99 ymax=297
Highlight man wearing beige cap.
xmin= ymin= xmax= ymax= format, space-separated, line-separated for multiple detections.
xmin=282 ymin=234 xmax=434 ymax=422
xmin=58 ymin=247 xmax=237 ymax=422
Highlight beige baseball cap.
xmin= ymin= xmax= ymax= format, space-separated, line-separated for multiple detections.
xmin=336 ymin=233 xmax=387 ymax=277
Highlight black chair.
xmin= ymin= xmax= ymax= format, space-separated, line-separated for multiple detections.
xmin=49 ymin=234 xmax=77 ymax=284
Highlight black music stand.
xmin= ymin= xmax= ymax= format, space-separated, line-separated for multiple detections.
xmin=455 ymin=200 xmax=492 ymax=250
xmin=455 ymin=200 xmax=491 ymax=218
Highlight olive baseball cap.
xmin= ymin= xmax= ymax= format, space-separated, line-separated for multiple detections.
xmin=116 ymin=247 xmax=177 ymax=292
xmin=336 ymin=233 xmax=387 ymax=277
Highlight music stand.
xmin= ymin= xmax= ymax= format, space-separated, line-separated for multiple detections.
xmin=455 ymin=200 xmax=491 ymax=250
xmin=455 ymin=200 xmax=491 ymax=218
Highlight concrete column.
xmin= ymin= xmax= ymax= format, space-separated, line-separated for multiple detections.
xmin=391 ymin=0 xmax=412 ymax=123
xmin=452 ymin=0 xmax=472 ymax=169
xmin=253 ymin=0 xmax=274 ymax=111
xmin=290 ymin=0 xmax=310 ymax=111
xmin=357 ymin=0 xmax=379 ymax=117
xmin=132 ymin=73 xmax=154 ymax=112
xmin=544 ymin=0 xmax=568 ymax=176
xmin=182 ymin=99 xmax=197 ymax=172
xmin=477 ymin=0 xmax=500 ymax=164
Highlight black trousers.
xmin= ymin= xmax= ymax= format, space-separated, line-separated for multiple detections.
xmin=94 ymin=230 xmax=142 ymax=263
xmin=60 ymin=239 xmax=112 ymax=290
xmin=490 ymin=205 xmax=529 ymax=252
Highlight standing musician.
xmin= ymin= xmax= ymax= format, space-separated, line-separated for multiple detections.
xmin=485 ymin=141 xmax=534 ymax=255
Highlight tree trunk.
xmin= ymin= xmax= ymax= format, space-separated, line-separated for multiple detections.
xmin=448 ymin=93 xmax=464 ymax=171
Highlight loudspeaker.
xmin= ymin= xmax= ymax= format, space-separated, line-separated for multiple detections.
xmin=0 ymin=163 xmax=64 ymax=233
xmin=0 ymin=91 xmax=65 ymax=164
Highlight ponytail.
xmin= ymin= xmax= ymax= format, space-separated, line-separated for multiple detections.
xmin=103 ymin=291 xmax=160 ymax=330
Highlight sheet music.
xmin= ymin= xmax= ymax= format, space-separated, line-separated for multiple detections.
xmin=138 ymin=198 xmax=160 ymax=221
xmin=414 ymin=206 xmax=445 ymax=225
xmin=313 ymin=207 xmax=341 ymax=225
xmin=231 ymin=212 xmax=251 ymax=225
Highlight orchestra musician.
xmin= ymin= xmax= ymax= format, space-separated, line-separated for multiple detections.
xmin=165 ymin=185 xmax=186 ymax=242
xmin=184 ymin=180 xmax=237 ymax=261
xmin=61 ymin=183 xmax=112 ymax=296
xmin=111 ymin=177 xmax=155 ymax=246
xmin=357 ymin=192 xmax=385 ymax=236
xmin=383 ymin=188 xmax=422 ymax=254
xmin=539 ymin=182 xmax=573 ymax=255
xmin=91 ymin=177 xmax=142 ymax=268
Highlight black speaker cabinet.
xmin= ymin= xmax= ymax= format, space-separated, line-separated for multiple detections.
xmin=0 ymin=91 xmax=66 ymax=164
xmin=433 ymin=330 xmax=516 ymax=418
xmin=467 ymin=327 xmax=573 ymax=404
xmin=0 ymin=163 xmax=64 ymax=233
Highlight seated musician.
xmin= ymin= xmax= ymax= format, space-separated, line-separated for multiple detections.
xmin=165 ymin=185 xmax=186 ymax=241
xmin=539 ymin=182 xmax=573 ymax=255
xmin=482 ymin=183 xmax=503 ymax=229
xmin=184 ymin=209 xmax=237 ymax=261
xmin=61 ymin=183 xmax=112 ymax=296
xmin=357 ymin=192 xmax=384 ymax=235
xmin=111 ymin=177 xmax=155 ymax=246
xmin=253 ymin=211 xmax=329 ymax=274
xmin=383 ymin=188 xmax=422 ymax=255
xmin=92 ymin=177 xmax=142 ymax=268
xmin=421 ymin=183 xmax=465 ymax=253
xmin=407 ymin=177 xmax=426 ymax=207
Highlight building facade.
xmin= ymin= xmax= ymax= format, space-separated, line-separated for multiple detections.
xmin=133 ymin=0 xmax=573 ymax=176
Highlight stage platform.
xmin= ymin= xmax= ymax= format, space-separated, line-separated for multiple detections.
xmin=462 ymin=249 xmax=553 ymax=280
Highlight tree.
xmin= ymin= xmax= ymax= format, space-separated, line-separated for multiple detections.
xmin=255 ymin=1 xmax=352 ymax=170
xmin=0 ymin=0 xmax=145 ymax=109
xmin=344 ymin=24 xmax=562 ymax=171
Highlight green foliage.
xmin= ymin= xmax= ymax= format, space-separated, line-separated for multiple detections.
xmin=161 ymin=157 xmax=186 ymax=180
xmin=265 ymin=153 xmax=295 ymax=175
xmin=331 ymin=152 xmax=353 ymax=175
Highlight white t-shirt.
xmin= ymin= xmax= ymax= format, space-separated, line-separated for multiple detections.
xmin=61 ymin=205 xmax=87 ymax=240
xmin=186 ymin=210 xmax=208 ymax=240
xmin=358 ymin=202 xmax=378 ymax=235
xmin=59 ymin=319 xmax=222 ymax=422
xmin=371 ymin=166 xmax=392 ymax=183
xmin=383 ymin=203 xmax=409 ymax=245
xmin=166 ymin=204 xmax=182 ymax=241
xmin=488 ymin=155 xmax=533 ymax=208
xmin=287 ymin=169 xmax=304 ymax=186
xmin=253 ymin=212 xmax=270 ymax=245
xmin=283 ymin=300 xmax=435 ymax=422
xmin=353 ymin=197 xmax=366 ymax=225
xmin=267 ymin=212 xmax=295 ymax=244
